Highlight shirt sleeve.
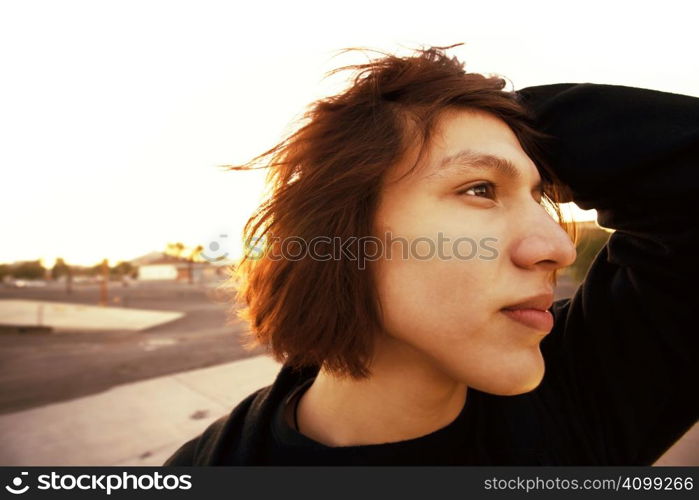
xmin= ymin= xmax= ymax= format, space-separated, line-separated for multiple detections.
xmin=516 ymin=83 xmax=699 ymax=464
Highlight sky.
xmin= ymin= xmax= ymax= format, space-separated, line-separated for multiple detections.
xmin=1 ymin=0 xmax=697 ymax=267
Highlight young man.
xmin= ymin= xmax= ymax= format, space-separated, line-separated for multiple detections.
xmin=164 ymin=46 xmax=698 ymax=465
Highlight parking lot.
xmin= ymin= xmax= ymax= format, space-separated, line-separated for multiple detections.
xmin=0 ymin=280 xmax=264 ymax=414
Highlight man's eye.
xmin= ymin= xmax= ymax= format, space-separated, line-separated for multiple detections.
xmin=457 ymin=182 xmax=497 ymax=199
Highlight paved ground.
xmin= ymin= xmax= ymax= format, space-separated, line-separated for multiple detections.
xmin=0 ymin=299 xmax=184 ymax=331
xmin=0 ymin=281 xmax=264 ymax=414
xmin=0 ymin=355 xmax=282 ymax=466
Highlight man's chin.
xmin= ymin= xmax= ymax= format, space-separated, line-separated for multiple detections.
xmin=465 ymin=354 xmax=546 ymax=396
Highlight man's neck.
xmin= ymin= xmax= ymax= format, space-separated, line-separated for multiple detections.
xmin=293 ymin=335 xmax=467 ymax=447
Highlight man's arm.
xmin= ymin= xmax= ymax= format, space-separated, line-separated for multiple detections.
xmin=517 ymin=83 xmax=699 ymax=464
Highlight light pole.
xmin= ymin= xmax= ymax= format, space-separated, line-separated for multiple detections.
xmin=100 ymin=258 xmax=109 ymax=306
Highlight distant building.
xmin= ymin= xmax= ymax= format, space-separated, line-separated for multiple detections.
xmin=137 ymin=263 xmax=179 ymax=281
xmin=131 ymin=253 xmax=230 ymax=283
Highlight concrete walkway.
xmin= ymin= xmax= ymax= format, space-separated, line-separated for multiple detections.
xmin=0 ymin=354 xmax=696 ymax=466
xmin=0 ymin=299 xmax=183 ymax=332
xmin=0 ymin=356 xmax=281 ymax=466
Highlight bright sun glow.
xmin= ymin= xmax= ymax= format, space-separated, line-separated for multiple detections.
xmin=560 ymin=203 xmax=597 ymax=223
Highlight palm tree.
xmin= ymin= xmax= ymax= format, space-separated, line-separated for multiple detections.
xmin=165 ymin=242 xmax=186 ymax=259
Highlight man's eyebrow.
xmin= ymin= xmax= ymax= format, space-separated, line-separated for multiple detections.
xmin=426 ymin=149 xmax=544 ymax=193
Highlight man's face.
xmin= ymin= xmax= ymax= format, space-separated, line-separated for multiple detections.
xmin=371 ymin=108 xmax=577 ymax=395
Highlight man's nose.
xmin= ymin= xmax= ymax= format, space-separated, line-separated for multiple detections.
xmin=510 ymin=209 xmax=577 ymax=272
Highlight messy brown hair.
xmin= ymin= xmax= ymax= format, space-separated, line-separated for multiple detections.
xmin=221 ymin=43 xmax=577 ymax=379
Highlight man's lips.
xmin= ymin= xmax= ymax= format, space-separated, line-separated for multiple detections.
xmin=501 ymin=307 xmax=554 ymax=332
xmin=502 ymin=292 xmax=554 ymax=312
xmin=501 ymin=292 xmax=555 ymax=331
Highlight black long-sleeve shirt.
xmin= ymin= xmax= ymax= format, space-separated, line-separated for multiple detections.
xmin=164 ymin=83 xmax=699 ymax=465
